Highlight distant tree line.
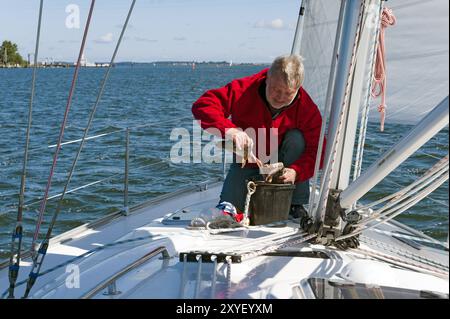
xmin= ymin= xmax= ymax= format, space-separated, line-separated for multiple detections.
xmin=0 ymin=41 xmax=26 ymax=66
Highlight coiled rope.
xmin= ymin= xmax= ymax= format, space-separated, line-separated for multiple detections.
xmin=372 ymin=7 xmax=396 ymax=132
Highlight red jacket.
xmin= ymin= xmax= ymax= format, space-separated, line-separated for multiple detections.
xmin=192 ymin=69 xmax=324 ymax=182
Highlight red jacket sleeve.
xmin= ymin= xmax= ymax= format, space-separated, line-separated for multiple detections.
xmin=192 ymin=82 xmax=238 ymax=137
xmin=289 ymin=97 xmax=326 ymax=182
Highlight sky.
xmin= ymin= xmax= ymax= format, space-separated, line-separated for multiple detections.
xmin=0 ymin=0 xmax=302 ymax=63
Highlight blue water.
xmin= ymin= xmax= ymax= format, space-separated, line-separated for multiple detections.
xmin=0 ymin=65 xmax=448 ymax=260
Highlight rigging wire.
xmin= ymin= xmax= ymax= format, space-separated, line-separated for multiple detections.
xmin=23 ymin=0 xmax=97 ymax=299
xmin=7 ymin=0 xmax=44 ymax=299
xmin=0 ymin=155 xmax=224 ymax=218
xmin=22 ymin=1 xmax=139 ymax=298
xmin=356 ymin=154 xmax=449 ymax=211
xmin=0 ymin=159 xmax=218 ymax=220
xmin=46 ymin=0 xmax=137 ymax=249
xmin=0 ymin=115 xmax=192 ymax=162
xmin=338 ymin=171 xmax=449 ymax=241
xmin=341 ymin=158 xmax=449 ymax=247
xmin=359 ymin=165 xmax=448 ymax=226
xmin=359 ymin=235 xmax=449 ymax=270
xmin=0 ymin=159 xmax=167 ymax=216
xmin=385 ymin=178 xmax=449 ymax=208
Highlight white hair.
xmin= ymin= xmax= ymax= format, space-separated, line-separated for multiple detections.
xmin=268 ymin=54 xmax=305 ymax=89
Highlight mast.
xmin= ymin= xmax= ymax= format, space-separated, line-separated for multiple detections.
xmin=315 ymin=0 xmax=383 ymax=243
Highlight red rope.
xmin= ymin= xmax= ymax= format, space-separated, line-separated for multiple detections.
xmin=372 ymin=7 xmax=396 ymax=132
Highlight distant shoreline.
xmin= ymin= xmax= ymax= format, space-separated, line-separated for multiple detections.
xmin=0 ymin=61 xmax=270 ymax=69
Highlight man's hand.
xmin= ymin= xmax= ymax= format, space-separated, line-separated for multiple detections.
xmin=225 ymin=128 xmax=263 ymax=167
xmin=279 ymin=168 xmax=297 ymax=184
xmin=225 ymin=128 xmax=253 ymax=151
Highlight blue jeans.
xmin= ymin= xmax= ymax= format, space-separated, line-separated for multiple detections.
xmin=220 ymin=129 xmax=310 ymax=212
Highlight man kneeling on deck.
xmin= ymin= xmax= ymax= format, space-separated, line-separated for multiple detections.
xmin=192 ymin=54 xmax=324 ymax=221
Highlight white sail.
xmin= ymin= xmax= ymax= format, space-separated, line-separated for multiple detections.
xmin=298 ymin=0 xmax=342 ymax=112
xmin=373 ymin=0 xmax=449 ymax=124
xmin=300 ymin=0 xmax=449 ymax=124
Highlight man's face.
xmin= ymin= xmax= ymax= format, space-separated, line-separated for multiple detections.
xmin=265 ymin=75 xmax=299 ymax=109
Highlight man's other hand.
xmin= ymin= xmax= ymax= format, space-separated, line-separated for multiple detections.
xmin=279 ymin=168 xmax=297 ymax=184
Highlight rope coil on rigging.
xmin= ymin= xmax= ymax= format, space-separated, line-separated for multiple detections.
xmin=372 ymin=7 xmax=396 ymax=132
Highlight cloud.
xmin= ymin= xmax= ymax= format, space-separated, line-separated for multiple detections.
xmin=134 ymin=37 xmax=158 ymax=43
xmin=95 ymin=33 xmax=114 ymax=43
xmin=173 ymin=36 xmax=186 ymax=41
xmin=254 ymin=18 xmax=287 ymax=30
